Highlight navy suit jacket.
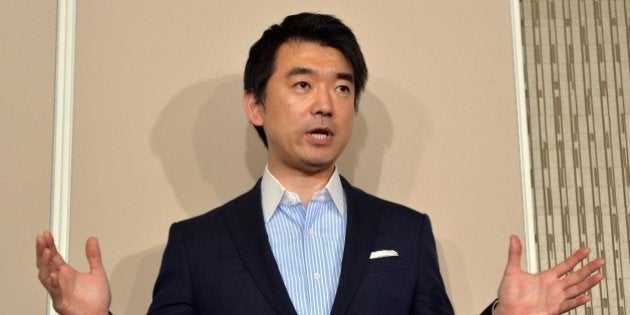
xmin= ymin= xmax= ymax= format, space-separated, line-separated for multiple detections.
xmin=148 ymin=178 xmax=480 ymax=314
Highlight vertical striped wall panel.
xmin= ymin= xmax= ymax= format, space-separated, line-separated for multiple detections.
xmin=520 ymin=0 xmax=630 ymax=314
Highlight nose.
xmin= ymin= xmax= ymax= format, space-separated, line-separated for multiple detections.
xmin=311 ymin=86 xmax=333 ymax=117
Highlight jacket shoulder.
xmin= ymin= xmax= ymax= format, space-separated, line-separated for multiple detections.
xmin=343 ymin=178 xmax=429 ymax=221
xmin=171 ymin=181 xmax=260 ymax=237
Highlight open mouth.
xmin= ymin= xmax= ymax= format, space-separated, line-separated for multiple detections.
xmin=307 ymin=127 xmax=333 ymax=140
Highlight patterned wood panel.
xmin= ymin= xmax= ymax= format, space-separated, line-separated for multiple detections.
xmin=520 ymin=0 xmax=630 ymax=314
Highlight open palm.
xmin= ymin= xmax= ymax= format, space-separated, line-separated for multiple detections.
xmin=495 ymin=236 xmax=605 ymax=315
xmin=36 ymin=231 xmax=111 ymax=315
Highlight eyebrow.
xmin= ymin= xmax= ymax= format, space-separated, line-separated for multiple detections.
xmin=287 ymin=67 xmax=354 ymax=83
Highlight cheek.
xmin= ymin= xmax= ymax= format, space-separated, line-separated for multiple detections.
xmin=345 ymin=118 xmax=354 ymax=135
xmin=340 ymin=111 xmax=355 ymax=134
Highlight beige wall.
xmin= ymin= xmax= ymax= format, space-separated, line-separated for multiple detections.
xmin=3 ymin=1 xmax=523 ymax=314
xmin=0 ymin=1 xmax=57 ymax=314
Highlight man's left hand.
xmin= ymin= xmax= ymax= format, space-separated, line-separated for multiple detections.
xmin=494 ymin=235 xmax=605 ymax=315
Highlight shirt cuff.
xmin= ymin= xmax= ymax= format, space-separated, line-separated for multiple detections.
xmin=491 ymin=299 xmax=499 ymax=315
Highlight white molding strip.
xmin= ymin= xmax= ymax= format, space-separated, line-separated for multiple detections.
xmin=510 ymin=0 xmax=538 ymax=273
xmin=49 ymin=0 xmax=77 ymax=314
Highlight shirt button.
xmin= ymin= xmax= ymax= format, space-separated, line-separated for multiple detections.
xmin=313 ymin=272 xmax=321 ymax=280
xmin=308 ymin=228 xmax=315 ymax=236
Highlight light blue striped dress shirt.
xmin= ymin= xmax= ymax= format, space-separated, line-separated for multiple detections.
xmin=261 ymin=167 xmax=347 ymax=315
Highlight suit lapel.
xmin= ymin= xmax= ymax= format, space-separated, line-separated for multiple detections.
xmin=331 ymin=178 xmax=381 ymax=315
xmin=222 ymin=181 xmax=297 ymax=315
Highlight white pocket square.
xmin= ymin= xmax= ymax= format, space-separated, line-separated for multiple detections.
xmin=369 ymin=249 xmax=399 ymax=259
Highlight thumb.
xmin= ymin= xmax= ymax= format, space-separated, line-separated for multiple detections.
xmin=85 ymin=237 xmax=104 ymax=272
xmin=505 ymin=235 xmax=522 ymax=273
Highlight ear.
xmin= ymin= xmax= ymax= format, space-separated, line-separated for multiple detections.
xmin=243 ymin=91 xmax=264 ymax=126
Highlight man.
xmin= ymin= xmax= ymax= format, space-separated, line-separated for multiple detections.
xmin=37 ymin=13 xmax=605 ymax=314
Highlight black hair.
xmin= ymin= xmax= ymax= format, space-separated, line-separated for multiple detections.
xmin=244 ymin=12 xmax=368 ymax=147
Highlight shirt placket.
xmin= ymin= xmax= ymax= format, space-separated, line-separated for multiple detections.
xmin=304 ymin=199 xmax=326 ymax=315
xmin=278 ymin=201 xmax=309 ymax=315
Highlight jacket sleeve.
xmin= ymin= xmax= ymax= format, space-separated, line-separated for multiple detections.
xmin=479 ymin=299 xmax=498 ymax=315
xmin=411 ymin=216 xmax=455 ymax=315
xmin=148 ymin=223 xmax=198 ymax=314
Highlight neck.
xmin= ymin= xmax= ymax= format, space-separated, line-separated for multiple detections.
xmin=268 ymin=163 xmax=335 ymax=206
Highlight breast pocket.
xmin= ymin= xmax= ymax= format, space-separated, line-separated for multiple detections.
xmin=365 ymin=255 xmax=411 ymax=273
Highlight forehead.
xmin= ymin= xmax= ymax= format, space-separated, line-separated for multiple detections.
xmin=273 ymin=40 xmax=353 ymax=75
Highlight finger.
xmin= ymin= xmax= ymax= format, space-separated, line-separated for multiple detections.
xmin=564 ymin=258 xmax=605 ymax=288
xmin=48 ymin=272 xmax=62 ymax=299
xmin=49 ymin=271 xmax=59 ymax=288
xmin=559 ymin=294 xmax=591 ymax=314
xmin=85 ymin=237 xmax=104 ymax=272
xmin=51 ymin=250 xmax=67 ymax=270
xmin=38 ymin=248 xmax=53 ymax=283
xmin=36 ymin=231 xmax=55 ymax=267
xmin=36 ymin=234 xmax=47 ymax=268
xmin=41 ymin=231 xmax=71 ymax=271
xmin=40 ymin=260 xmax=60 ymax=297
xmin=552 ymin=247 xmax=590 ymax=276
xmin=43 ymin=230 xmax=53 ymax=245
xmin=565 ymin=271 xmax=605 ymax=299
xmin=43 ymin=231 xmax=60 ymax=258
xmin=504 ymin=235 xmax=522 ymax=273
xmin=41 ymin=271 xmax=55 ymax=292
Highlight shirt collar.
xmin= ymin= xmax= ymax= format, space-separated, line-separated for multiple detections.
xmin=261 ymin=165 xmax=347 ymax=223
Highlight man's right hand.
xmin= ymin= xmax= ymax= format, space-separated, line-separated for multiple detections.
xmin=36 ymin=231 xmax=112 ymax=315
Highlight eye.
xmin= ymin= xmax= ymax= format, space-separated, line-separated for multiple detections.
xmin=294 ymin=81 xmax=310 ymax=90
xmin=335 ymin=85 xmax=351 ymax=95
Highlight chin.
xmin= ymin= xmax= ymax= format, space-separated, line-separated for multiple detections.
xmin=294 ymin=147 xmax=344 ymax=173
xmin=301 ymin=159 xmax=335 ymax=173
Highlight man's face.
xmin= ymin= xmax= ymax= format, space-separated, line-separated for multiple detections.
xmin=244 ymin=40 xmax=356 ymax=175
